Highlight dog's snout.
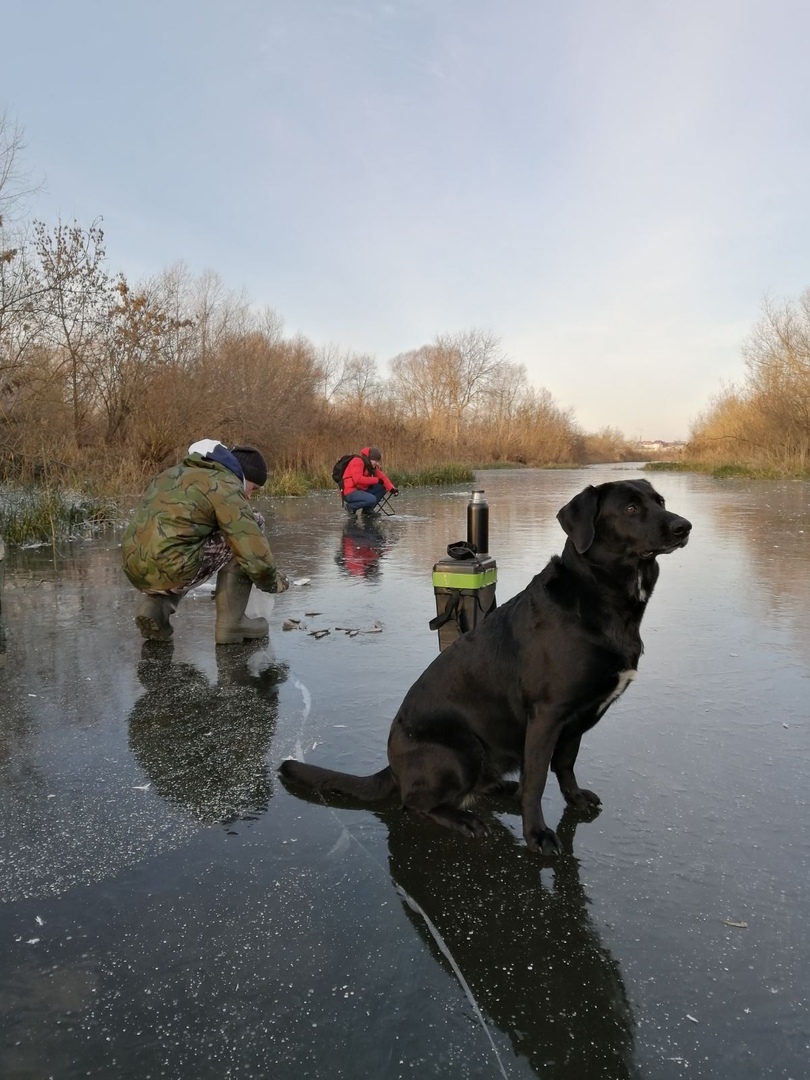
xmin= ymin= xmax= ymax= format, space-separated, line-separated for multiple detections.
xmin=670 ymin=515 xmax=692 ymax=538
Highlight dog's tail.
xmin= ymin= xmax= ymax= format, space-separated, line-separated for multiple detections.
xmin=279 ymin=760 xmax=397 ymax=801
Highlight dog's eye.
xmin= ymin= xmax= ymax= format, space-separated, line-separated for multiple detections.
xmin=626 ymin=505 xmax=638 ymax=514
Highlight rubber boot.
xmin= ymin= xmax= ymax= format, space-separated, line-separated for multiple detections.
xmin=135 ymin=593 xmax=180 ymax=640
xmin=215 ymin=562 xmax=269 ymax=644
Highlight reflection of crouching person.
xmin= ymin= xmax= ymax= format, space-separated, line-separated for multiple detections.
xmin=121 ymin=440 xmax=289 ymax=643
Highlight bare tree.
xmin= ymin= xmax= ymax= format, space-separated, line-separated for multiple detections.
xmin=207 ymin=330 xmax=322 ymax=465
xmin=191 ymin=268 xmax=253 ymax=368
xmin=316 ymin=342 xmax=348 ymax=402
xmin=389 ymin=344 xmax=450 ymax=431
xmin=1 ymin=116 xmax=47 ymax=410
xmin=333 ymin=353 xmax=382 ymax=413
xmin=688 ymin=289 xmax=810 ymax=471
xmin=33 ymin=219 xmax=113 ymax=444
xmin=742 ymin=290 xmax=810 ymax=466
xmin=390 ymin=329 xmax=507 ymax=443
xmin=470 ymin=360 xmax=529 ymax=456
xmin=0 ymin=237 xmax=45 ymax=402
xmin=94 ymin=276 xmax=196 ymax=444
xmin=1 ymin=113 xmax=40 ymax=253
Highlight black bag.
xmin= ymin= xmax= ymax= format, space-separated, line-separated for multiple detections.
xmin=332 ymin=454 xmax=357 ymax=491
xmin=446 ymin=540 xmax=478 ymax=561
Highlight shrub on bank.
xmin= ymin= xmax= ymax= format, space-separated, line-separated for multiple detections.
xmin=0 ymin=487 xmax=119 ymax=546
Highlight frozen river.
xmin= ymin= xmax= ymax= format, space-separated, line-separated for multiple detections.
xmin=1 ymin=465 xmax=808 ymax=1078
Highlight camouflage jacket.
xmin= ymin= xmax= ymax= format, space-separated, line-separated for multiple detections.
xmin=121 ymin=455 xmax=280 ymax=593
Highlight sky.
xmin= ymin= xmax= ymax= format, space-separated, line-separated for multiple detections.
xmin=3 ymin=0 xmax=810 ymax=441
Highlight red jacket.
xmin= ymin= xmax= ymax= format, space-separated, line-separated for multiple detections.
xmin=341 ymin=447 xmax=395 ymax=496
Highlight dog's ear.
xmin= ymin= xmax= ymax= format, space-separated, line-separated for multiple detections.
xmin=557 ymin=485 xmax=600 ymax=553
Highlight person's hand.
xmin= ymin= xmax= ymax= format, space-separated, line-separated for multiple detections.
xmin=391 ymin=487 xmax=399 ymax=496
xmin=275 ymin=571 xmax=290 ymax=594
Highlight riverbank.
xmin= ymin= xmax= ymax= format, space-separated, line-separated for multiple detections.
xmin=647 ymin=459 xmax=810 ymax=480
xmin=0 ymin=463 xmax=478 ymax=547
xmin=7 ymin=456 xmax=807 ymax=549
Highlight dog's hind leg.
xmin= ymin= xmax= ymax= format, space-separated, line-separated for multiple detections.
xmin=396 ymin=739 xmax=488 ymax=839
xmin=550 ymin=731 xmax=601 ymax=812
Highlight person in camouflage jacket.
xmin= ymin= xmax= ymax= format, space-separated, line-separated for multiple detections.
xmin=121 ymin=441 xmax=288 ymax=643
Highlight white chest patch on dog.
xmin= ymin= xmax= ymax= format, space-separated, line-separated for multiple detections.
xmin=597 ymin=669 xmax=637 ymax=718
xmin=637 ymin=571 xmax=648 ymax=603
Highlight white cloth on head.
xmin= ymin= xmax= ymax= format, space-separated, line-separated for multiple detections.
xmin=188 ymin=439 xmax=223 ymax=457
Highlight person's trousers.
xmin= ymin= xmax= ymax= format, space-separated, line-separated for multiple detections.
xmin=344 ymin=484 xmax=385 ymax=513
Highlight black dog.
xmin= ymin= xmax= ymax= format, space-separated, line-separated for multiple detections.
xmin=280 ymin=479 xmax=691 ymax=854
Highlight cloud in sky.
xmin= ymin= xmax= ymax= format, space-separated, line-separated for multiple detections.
xmin=4 ymin=0 xmax=810 ymax=440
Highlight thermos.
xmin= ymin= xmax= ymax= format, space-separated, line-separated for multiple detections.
xmin=467 ymin=490 xmax=489 ymax=555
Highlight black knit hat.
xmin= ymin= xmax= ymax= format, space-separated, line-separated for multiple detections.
xmin=231 ymin=445 xmax=268 ymax=487
xmin=368 ymin=447 xmax=382 ymax=462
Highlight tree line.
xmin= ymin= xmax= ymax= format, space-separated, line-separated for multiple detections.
xmin=1 ymin=116 xmax=653 ymax=491
xmin=0 ymin=221 xmax=597 ymax=489
xmin=687 ymin=290 xmax=810 ymax=473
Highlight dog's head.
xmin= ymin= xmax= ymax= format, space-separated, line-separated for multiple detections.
xmin=557 ymin=479 xmax=692 ymax=559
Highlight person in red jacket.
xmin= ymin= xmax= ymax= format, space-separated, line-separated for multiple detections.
xmin=341 ymin=446 xmax=398 ymax=516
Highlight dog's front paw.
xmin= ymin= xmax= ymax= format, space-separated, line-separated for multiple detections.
xmin=564 ymin=787 xmax=601 ymax=812
xmin=525 ymin=827 xmax=561 ymax=856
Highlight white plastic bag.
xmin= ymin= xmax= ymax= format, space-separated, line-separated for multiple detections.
xmin=245 ymin=586 xmax=275 ymax=620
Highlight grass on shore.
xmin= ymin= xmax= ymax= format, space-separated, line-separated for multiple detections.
xmin=266 ymin=462 xmax=475 ymax=497
xmin=645 ymin=460 xmax=810 ymax=480
xmin=0 ymin=487 xmax=119 ymax=546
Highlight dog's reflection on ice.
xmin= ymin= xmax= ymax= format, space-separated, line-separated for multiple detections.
xmin=378 ymin=804 xmax=638 ymax=1079
xmin=282 ymin=774 xmax=639 ymax=1080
